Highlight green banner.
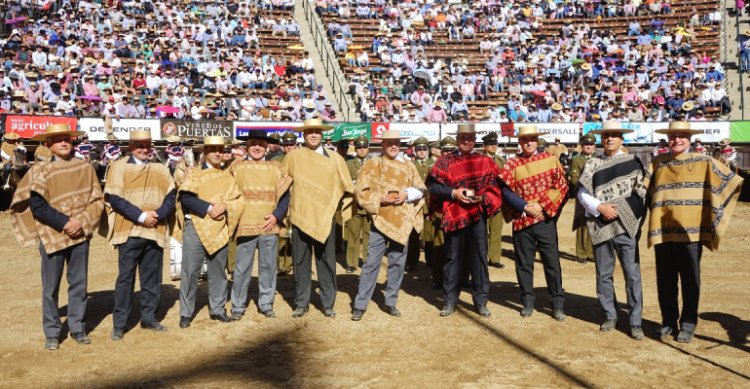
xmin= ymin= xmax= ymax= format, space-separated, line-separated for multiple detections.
xmin=730 ymin=121 xmax=750 ymax=142
xmin=321 ymin=123 xmax=370 ymax=142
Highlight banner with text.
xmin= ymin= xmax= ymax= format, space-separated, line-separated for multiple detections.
xmin=79 ymin=118 xmax=162 ymax=141
xmin=4 ymin=115 xmax=77 ymax=139
xmin=161 ymin=119 xmax=233 ymax=140
xmin=234 ymin=121 xmax=302 ymax=140
xmin=582 ymin=122 xmax=652 ymax=144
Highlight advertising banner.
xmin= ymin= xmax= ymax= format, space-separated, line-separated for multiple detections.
xmin=334 ymin=122 xmax=370 ymax=141
xmin=161 ymin=119 xmax=233 ymax=140
xmin=443 ymin=122 xmax=519 ymax=143
xmin=4 ymin=115 xmax=77 ymax=139
xmin=79 ymin=118 xmax=161 ymax=141
xmin=582 ymin=122 xmax=652 ymax=144
xmin=536 ymin=123 xmax=582 ymax=144
xmin=730 ymin=121 xmax=750 ymax=142
xmin=683 ymin=122 xmax=730 ymax=144
xmin=234 ymin=121 xmax=302 ymax=139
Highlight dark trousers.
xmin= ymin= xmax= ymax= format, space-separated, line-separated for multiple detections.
xmin=113 ymin=237 xmax=164 ymax=329
xmin=40 ymin=241 xmax=89 ymax=338
xmin=406 ymin=229 xmax=421 ymax=268
xmin=655 ymin=242 xmax=702 ymax=332
xmin=512 ymin=219 xmax=565 ymax=309
xmin=292 ymin=220 xmax=337 ymax=309
xmin=443 ymin=218 xmax=490 ymax=307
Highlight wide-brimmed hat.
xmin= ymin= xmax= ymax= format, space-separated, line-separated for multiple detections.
xmin=129 ymin=130 xmax=152 ymax=141
xmin=166 ymin=135 xmax=181 ymax=143
xmin=719 ymin=138 xmax=731 ymax=146
xmin=3 ymin=132 xmax=21 ymax=140
xmin=681 ymin=101 xmax=695 ymax=111
xmin=580 ymin=63 xmax=592 ymax=70
xmin=31 ymin=123 xmax=84 ymax=141
xmin=374 ymin=129 xmax=406 ymax=141
xmin=516 ymin=125 xmax=546 ymax=138
xmin=299 ymin=117 xmax=333 ymax=132
xmin=551 ymin=103 xmax=563 ymax=111
xmin=198 ymin=136 xmax=227 ymax=147
xmin=236 ymin=129 xmax=271 ymax=143
xmin=588 ymin=121 xmax=634 ymax=134
xmin=448 ymin=123 xmax=477 ymax=135
xmin=655 ymin=121 xmax=702 ymax=135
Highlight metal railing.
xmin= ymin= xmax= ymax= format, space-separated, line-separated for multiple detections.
xmin=302 ymin=0 xmax=353 ymax=121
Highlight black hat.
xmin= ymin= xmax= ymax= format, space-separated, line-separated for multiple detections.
xmin=481 ymin=132 xmax=499 ymax=145
xmin=236 ymin=130 xmax=273 ymax=143
xmin=580 ymin=134 xmax=596 ymax=145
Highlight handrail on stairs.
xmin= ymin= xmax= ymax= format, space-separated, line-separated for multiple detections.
xmin=302 ymin=0 xmax=353 ymax=121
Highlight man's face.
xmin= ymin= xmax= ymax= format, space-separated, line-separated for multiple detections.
xmin=519 ymin=136 xmax=538 ymax=157
xmin=414 ymin=145 xmax=428 ymax=160
xmin=247 ymin=139 xmax=267 ymax=161
xmin=381 ymin=139 xmax=400 ymax=159
xmin=283 ymin=143 xmax=296 ymax=153
xmin=130 ymin=140 xmax=151 ymax=161
xmin=304 ymin=129 xmax=322 ymax=149
xmin=47 ymin=135 xmax=73 ymax=159
xmin=580 ymin=142 xmax=596 ymax=155
xmin=355 ymin=145 xmax=369 ymax=158
xmin=600 ymin=132 xmax=623 ymax=155
xmin=483 ymin=143 xmax=498 ymax=155
xmin=204 ymin=145 xmax=224 ymax=166
xmin=268 ymin=142 xmax=280 ymax=152
xmin=668 ymin=132 xmax=692 ymax=154
xmin=457 ymin=133 xmax=475 ymax=154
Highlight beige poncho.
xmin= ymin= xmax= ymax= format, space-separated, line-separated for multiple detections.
xmin=102 ymin=158 xmax=175 ymax=249
xmin=179 ymin=166 xmax=244 ymax=255
xmin=644 ymin=152 xmax=744 ymax=250
xmin=355 ymin=156 xmax=426 ymax=245
xmin=11 ymin=158 xmax=104 ymax=254
xmin=232 ymin=159 xmax=292 ymax=237
xmin=283 ymin=147 xmax=353 ymax=243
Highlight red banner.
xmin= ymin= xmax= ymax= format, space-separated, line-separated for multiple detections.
xmin=4 ymin=115 xmax=78 ymax=139
xmin=500 ymin=121 xmax=514 ymax=137
xmin=370 ymin=122 xmax=389 ymax=138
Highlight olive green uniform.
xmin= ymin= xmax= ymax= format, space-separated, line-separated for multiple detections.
xmin=407 ymin=156 xmax=435 ymax=269
xmin=482 ymin=150 xmax=507 ymax=266
xmin=569 ymin=152 xmax=595 ymax=262
xmin=345 ymin=156 xmax=370 ymax=269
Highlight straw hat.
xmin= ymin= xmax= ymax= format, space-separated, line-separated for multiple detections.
xmin=374 ymin=129 xmax=406 ymax=141
xmin=31 ymin=123 xmax=84 ymax=141
xmin=198 ymin=136 xmax=226 ymax=147
xmin=129 ymin=130 xmax=152 ymax=141
xmin=551 ymin=103 xmax=563 ymax=111
xmin=447 ymin=123 xmax=477 ymax=135
xmin=298 ymin=117 xmax=333 ymax=132
xmin=166 ymin=135 xmax=181 ymax=143
xmin=516 ymin=125 xmax=546 ymax=138
xmin=588 ymin=121 xmax=634 ymax=134
xmin=654 ymin=121 xmax=702 ymax=135
xmin=3 ymin=132 xmax=21 ymax=140
xmin=681 ymin=101 xmax=695 ymax=111
xmin=719 ymin=138 xmax=731 ymax=146
xmin=580 ymin=63 xmax=592 ymax=70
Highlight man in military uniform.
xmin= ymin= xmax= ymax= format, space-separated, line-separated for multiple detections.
xmin=265 ymin=133 xmax=284 ymax=160
xmin=406 ymin=137 xmax=435 ymax=271
xmin=277 ymin=132 xmax=298 ymax=274
xmin=569 ymin=133 xmax=597 ymax=263
xmin=344 ymin=136 xmax=371 ymax=273
xmin=480 ymin=132 xmax=507 ymax=269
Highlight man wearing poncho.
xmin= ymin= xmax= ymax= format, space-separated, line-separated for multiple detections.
xmin=229 ymin=130 xmax=291 ymax=321
xmin=499 ymin=125 xmax=569 ymax=321
xmin=11 ymin=124 xmax=103 ymax=350
xmin=644 ymin=122 xmax=744 ymax=343
xmin=176 ymin=136 xmax=244 ymax=328
xmin=575 ymin=122 xmax=647 ymax=340
xmin=427 ymin=123 xmax=503 ymax=318
xmin=350 ymin=130 xmax=425 ymax=321
xmin=103 ymin=130 xmax=176 ymax=340
xmin=282 ymin=118 xmax=353 ymax=318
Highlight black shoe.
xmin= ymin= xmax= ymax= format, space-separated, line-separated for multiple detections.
xmin=351 ymin=308 xmax=365 ymax=321
xmin=277 ymin=270 xmax=290 ymax=276
xmin=587 ymin=257 xmax=596 ymax=263
xmin=210 ymin=313 xmax=232 ymax=323
xmin=553 ymin=309 xmax=566 ymax=321
xmin=676 ymin=329 xmax=694 ymax=343
xmin=386 ymin=306 xmax=401 ymax=317
xmin=656 ymin=325 xmax=675 ymax=340
xmin=599 ymin=319 xmax=617 ymax=332
xmin=432 ymin=282 xmax=442 ymax=290
xmin=260 ymin=309 xmax=276 ymax=319
xmin=45 ymin=337 xmax=59 ymax=350
xmin=520 ymin=306 xmax=534 ymax=318
xmin=405 ymin=265 xmax=416 ymax=272
xmin=179 ymin=316 xmax=192 ymax=328
xmin=292 ymin=306 xmax=309 ymax=318
xmin=140 ymin=321 xmax=167 ymax=332
xmin=476 ymin=304 xmax=491 ymax=318
xmin=111 ymin=327 xmax=124 ymax=341
xmin=489 ymin=262 xmax=505 ymax=269
xmin=577 ymin=257 xmax=586 ymax=264
xmin=439 ymin=304 xmax=456 ymax=317
xmin=324 ymin=308 xmax=336 ymax=318
xmin=71 ymin=331 xmax=91 ymax=345
xmin=346 ymin=266 xmax=356 ymax=273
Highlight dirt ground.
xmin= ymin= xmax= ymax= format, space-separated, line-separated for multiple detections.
xmin=0 ymin=201 xmax=748 ymax=389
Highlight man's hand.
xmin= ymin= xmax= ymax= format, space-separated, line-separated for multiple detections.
xmin=63 ymin=217 xmax=83 ymax=239
xmin=598 ymin=203 xmax=619 ymax=221
xmin=452 ymin=188 xmax=481 ymax=204
xmin=142 ymin=211 xmax=159 ymax=228
xmin=524 ymin=203 xmax=544 ymax=221
xmin=392 ymin=191 xmax=408 ymax=205
xmin=262 ymin=214 xmax=278 ymax=232
xmin=208 ymin=202 xmax=227 ymax=220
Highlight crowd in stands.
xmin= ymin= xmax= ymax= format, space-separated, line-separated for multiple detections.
xmin=0 ymin=0 xmax=338 ymax=122
xmin=318 ymin=0 xmax=730 ymax=123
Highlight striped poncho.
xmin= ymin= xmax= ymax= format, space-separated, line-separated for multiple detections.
xmin=644 ymin=152 xmax=744 ymax=250
xmin=575 ymin=154 xmax=647 ymax=245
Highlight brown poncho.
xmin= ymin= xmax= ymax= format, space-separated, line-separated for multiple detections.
xmin=232 ymin=159 xmax=292 ymax=237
